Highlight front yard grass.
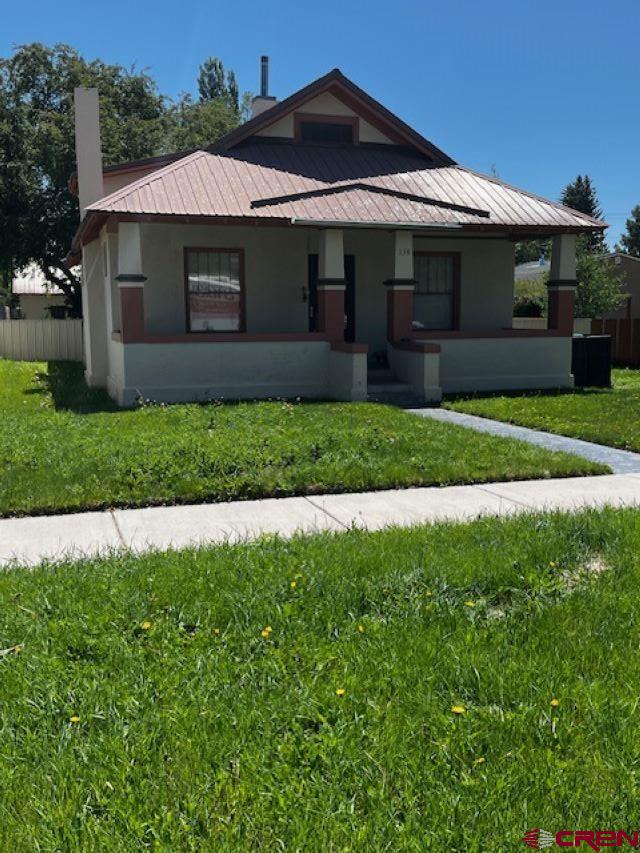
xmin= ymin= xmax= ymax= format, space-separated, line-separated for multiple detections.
xmin=1 ymin=507 xmax=639 ymax=848
xmin=0 ymin=360 xmax=605 ymax=517
xmin=446 ymin=368 xmax=640 ymax=452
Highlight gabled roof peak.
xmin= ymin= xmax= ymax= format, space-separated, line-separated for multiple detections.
xmin=210 ymin=68 xmax=456 ymax=166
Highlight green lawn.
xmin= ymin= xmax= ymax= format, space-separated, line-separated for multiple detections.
xmin=0 ymin=360 xmax=605 ymax=517
xmin=1 ymin=508 xmax=639 ymax=848
xmin=446 ymin=368 xmax=640 ymax=452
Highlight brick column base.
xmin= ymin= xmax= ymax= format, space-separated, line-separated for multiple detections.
xmin=385 ymin=279 xmax=415 ymax=343
xmin=117 ymin=276 xmax=146 ymax=342
xmin=547 ymin=280 xmax=576 ymax=336
xmin=317 ymin=279 xmax=346 ymax=343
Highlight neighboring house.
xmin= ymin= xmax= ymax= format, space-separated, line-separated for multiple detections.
xmin=599 ymin=252 xmax=640 ymax=319
xmin=11 ymin=264 xmax=67 ymax=319
xmin=68 ymin=63 xmax=605 ymax=406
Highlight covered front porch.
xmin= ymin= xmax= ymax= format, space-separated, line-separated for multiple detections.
xmin=85 ymin=217 xmax=578 ymax=406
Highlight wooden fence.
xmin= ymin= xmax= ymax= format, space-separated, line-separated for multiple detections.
xmin=591 ymin=318 xmax=640 ymax=366
xmin=0 ymin=319 xmax=84 ymax=362
xmin=512 ymin=317 xmax=593 ymax=334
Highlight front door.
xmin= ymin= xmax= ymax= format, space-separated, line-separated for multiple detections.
xmin=308 ymin=254 xmax=356 ymax=342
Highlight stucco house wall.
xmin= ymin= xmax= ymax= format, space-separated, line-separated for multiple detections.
xmin=128 ymin=224 xmax=515 ymax=351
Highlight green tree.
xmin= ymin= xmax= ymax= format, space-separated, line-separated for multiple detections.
xmin=167 ymin=95 xmax=238 ymax=152
xmin=515 ymin=240 xmax=549 ymax=265
xmin=197 ymin=57 xmax=240 ymax=115
xmin=616 ymin=205 xmax=640 ymax=257
xmin=560 ymin=175 xmax=607 ymax=252
xmin=574 ymin=246 xmax=625 ymax=317
xmin=0 ymin=43 xmax=171 ymax=314
xmin=0 ymin=44 xmax=246 ymax=315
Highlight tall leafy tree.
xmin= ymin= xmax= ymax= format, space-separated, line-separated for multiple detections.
xmin=574 ymin=250 xmax=625 ymax=317
xmin=0 ymin=43 xmax=171 ymax=314
xmin=0 ymin=44 xmax=246 ymax=314
xmin=560 ymin=175 xmax=607 ymax=252
xmin=167 ymin=95 xmax=238 ymax=151
xmin=616 ymin=205 xmax=640 ymax=257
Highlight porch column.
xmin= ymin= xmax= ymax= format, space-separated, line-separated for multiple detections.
xmin=385 ymin=231 xmax=415 ymax=343
xmin=317 ymin=229 xmax=346 ymax=343
xmin=116 ymin=222 xmax=146 ymax=342
xmin=547 ymin=234 xmax=577 ymax=335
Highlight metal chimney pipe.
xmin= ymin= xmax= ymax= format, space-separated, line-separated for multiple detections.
xmin=260 ymin=56 xmax=269 ymax=97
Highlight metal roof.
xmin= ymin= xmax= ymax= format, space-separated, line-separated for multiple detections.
xmin=83 ymin=142 xmax=605 ymax=233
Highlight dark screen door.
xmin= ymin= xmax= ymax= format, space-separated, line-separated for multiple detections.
xmin=308 ymin=254 xmax=356 ymax=342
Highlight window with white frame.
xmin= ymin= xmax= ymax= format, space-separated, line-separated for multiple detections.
xmin=413 ymin=253 xmax=458 ymax=330
xmin=185 ymin=249 xmax=243 ymax=332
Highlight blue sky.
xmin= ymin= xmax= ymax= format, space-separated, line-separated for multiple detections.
xmin=4 ymin=0 xmax=638 ymax=244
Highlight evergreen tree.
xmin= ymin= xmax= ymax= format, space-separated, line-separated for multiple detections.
xmin=197 ymin=58 xmax=241 ymax=116
xmin=198 ymin=57 xmax=226 ymax=102
xmin=616 ymin=205 xmax=640 ymax=258
xmin=560 ymin=175 xmax=607 ymax=252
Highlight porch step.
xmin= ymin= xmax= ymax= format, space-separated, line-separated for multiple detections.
xmin=367 ymin=380 xmax=426 ymax=408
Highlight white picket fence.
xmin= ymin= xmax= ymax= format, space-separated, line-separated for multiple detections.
xmin=0 ymin=319 xmax=84 ymax=361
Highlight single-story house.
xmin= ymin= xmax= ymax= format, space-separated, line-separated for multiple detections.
xmin=10 ymin=264 xmax=67 ymax=319
xmin=68 ymin=62 xmax=606 ymax=406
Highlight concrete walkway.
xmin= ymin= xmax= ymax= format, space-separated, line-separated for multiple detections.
xmin=410 ymin=408 xmax=640 ymax=474
xmin=2 ymin=474 xmax=640 ymax=568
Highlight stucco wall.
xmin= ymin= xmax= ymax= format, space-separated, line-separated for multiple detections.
xmin=110 ymin=340 xmax=334 ymax=406
xmin=138 ymin=223 xmax=310 ymax=336
xmin=414 ymin=236 xmax=515 ymax=333
xmin=107 ymin=225 xmax=518 ymax=353
xmin=433 ymin=336 xmax=573 ymax=393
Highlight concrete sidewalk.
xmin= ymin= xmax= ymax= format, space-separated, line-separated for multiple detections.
xmin=2 ymin=474 xmax=640 ymax=568
xmin=411 ymin=408 xmax=640 ymax=474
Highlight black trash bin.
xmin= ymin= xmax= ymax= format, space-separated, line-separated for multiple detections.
xmin=571 ymin=335 xmax=612 ymax=388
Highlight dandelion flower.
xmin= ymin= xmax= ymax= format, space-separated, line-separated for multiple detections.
xmin=290 ymin=580 xmax=297 ymax=590
xmin=212 ymin=628 xmax=220 ymax=636
xmin=357 ymin=624 xmax=365 ymax=633
xmin=69 ymin=715 xmax=80 ymax=724
xmin=261 ymin=626 xmax=273 ymax=638
xmin=141 ymin=620 xmax=152 ymax=631
xmin=464 ymin=601 xmax=476 ymax=608
xmin=335 ymin=688 xmax=346 ymax=697
xmin=550 ymin=698 xmax=560 ymax=708
xmin=451 ymin=705 xmax=466 ymax=715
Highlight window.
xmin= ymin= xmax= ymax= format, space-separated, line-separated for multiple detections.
xmin=185 ymin=248 xmax=244 ymax=332
xmin=413 ymin=253 xmax=459 ymax=331
xmin=294 ymin=113 xmax=358 ymax=145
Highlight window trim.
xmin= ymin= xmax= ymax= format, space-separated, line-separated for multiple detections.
xmin=413 ymin=251 xmax=461 ymax=331
xmin=293 ymin=112 xmax=359 ymax=145
xmin=184 ymin=247 xmax=246 ymax=334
